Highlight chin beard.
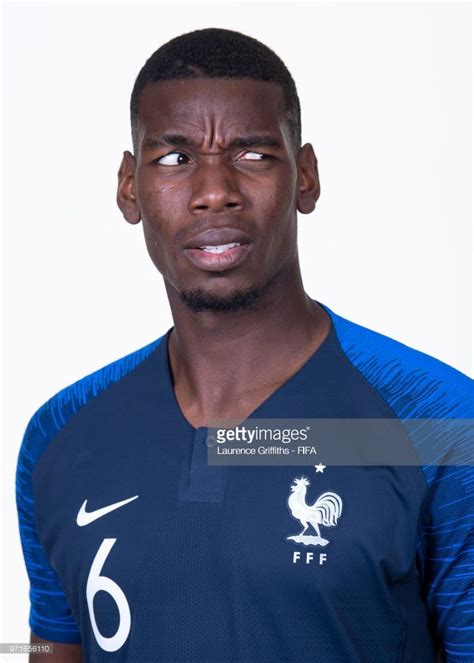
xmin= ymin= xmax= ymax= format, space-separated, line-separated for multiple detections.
xmin=179 ymin=286 xmax=266 ymax=313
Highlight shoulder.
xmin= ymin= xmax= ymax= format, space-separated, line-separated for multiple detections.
xmin=17 ymin=335 xmax=165 ymax=473
xmin=322 ymin=303 xmax=473 ymax=419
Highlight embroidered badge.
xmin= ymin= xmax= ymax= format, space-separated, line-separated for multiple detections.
xmin=286 ymin=476 xmax=342 ymax=547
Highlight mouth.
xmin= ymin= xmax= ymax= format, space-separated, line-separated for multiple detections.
xmin=183 ymin=228 xmax=254 ymax=272
xmin=183 ymin=242 xmax=253 ymax=272
xmin=197 ymin=242 xmax=243 ymax=254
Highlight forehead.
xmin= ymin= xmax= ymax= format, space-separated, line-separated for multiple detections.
xmin=137 ymin=78 xmax=288 ymax=141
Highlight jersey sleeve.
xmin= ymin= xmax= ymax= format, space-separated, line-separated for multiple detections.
xmin=327 ymin=305 xmax=474 ymax=662
xmin=16 ymin=410 xmax=82 ymax=644
xmin=416 ymin=438 xmax=474 ymax=662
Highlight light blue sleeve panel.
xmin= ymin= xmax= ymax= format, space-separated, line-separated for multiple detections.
xmin=15 ymin=338 xmax=161 ymax=643
xmin=326 ymin=305 xmax=474 ymax=662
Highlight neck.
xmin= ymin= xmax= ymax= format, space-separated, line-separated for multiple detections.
xmin=164 ymin=261 xmax=331 ymax=424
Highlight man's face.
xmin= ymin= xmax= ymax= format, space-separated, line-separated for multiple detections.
xmin=117 ymin=78 xmax=319 ymax=312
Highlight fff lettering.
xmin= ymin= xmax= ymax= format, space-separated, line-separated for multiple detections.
xmin=292 ymin=551 xmax=327 ymax=565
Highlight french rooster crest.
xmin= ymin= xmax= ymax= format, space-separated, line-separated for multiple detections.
xmin=287 ymin=476 xmax=343 ymax=547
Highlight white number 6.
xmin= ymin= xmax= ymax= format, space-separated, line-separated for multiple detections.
xmin=86 ymin=538 xmax=131 ymax=652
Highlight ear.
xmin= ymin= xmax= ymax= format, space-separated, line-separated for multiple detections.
xmin=296 ymin=143 xmax=320 ymax=214
xmin=117 ymin=151 xmax=141 ymax=224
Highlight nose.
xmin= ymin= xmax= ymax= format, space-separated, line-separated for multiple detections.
xmin=188 ymin=159 xmax=245 ymax=214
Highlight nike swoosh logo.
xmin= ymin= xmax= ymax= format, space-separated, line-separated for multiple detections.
xmin=76 ymin=495 xmax=139 ymax=526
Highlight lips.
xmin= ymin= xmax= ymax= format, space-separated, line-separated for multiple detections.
xmin=184 ymin=243 xmax=253 ymax=271
xmin=182 ymin=227 xmax=254 ymax=272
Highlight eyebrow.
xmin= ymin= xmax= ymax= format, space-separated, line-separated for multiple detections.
xmin=143 ymin=133 xmax=282 ymax=151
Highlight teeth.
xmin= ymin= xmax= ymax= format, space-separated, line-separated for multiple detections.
xmin=199 ymin=242 xmax=241 ymax=254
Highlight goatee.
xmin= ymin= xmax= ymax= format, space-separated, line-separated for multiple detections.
xmin=179 ymin=286 xmax=265 ymax=313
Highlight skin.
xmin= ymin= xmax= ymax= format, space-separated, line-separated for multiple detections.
xmin=117 ymin=77 xmax=331 ymax=428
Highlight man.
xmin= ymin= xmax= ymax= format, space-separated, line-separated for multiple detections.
xmin=17 ymin=28 xmax=472 ymax=663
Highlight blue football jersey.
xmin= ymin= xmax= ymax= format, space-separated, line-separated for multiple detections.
xmin=16 ymin=302 xmax=473 ymax=662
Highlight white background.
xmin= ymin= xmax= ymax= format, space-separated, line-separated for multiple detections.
xmin=2 ymin=0 xmax=472 ymax=656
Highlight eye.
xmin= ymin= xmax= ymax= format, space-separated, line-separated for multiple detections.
xmin=155 ymin=152 xmax=190 ymax=166
xmin=238 ymin=151 xmax=272 ymax=161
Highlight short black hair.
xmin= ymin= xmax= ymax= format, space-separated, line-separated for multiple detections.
xmin=130 ymin=27 xmax=301 ymax=154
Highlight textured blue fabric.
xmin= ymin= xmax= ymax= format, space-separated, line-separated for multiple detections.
xmin=15 ymin=303 xmax=473 ymax=661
